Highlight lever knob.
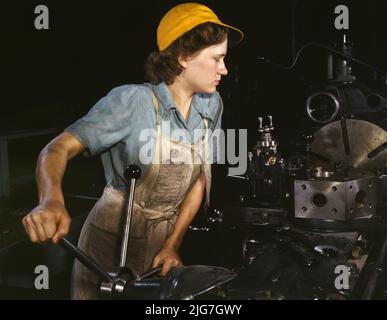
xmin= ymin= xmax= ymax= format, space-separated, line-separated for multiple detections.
xmin=124 ymin=165 xmax=141 ymax=181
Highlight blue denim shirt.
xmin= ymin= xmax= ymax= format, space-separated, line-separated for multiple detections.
xmin=65 ymin=82 xmax=223 ymax=189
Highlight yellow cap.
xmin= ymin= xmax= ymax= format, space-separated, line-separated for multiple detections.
xmin=157 ymin=3 xmax=244 ymax=51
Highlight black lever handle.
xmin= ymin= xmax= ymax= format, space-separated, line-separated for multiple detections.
xmin=124 ymin=164 xmax=142 ymax=181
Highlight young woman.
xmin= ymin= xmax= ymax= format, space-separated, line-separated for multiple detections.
xmin=22 ymin=3 xmax=243 ymax=299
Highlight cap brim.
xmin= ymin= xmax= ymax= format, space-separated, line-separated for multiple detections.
xmin=217 ymin=22 xmax=244 ymax=47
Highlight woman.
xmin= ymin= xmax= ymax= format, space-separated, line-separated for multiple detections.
xmin=22 ymin=3 xmax=243 ymax=299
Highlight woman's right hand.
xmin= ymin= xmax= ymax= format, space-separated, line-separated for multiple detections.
xmin=22 ymin=199 xmax=71 ymax=244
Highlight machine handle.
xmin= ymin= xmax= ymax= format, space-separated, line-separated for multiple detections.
xmin=136 ymin=266 xmax=163 ymax=281
xmin=60 ymin=237 xmax=113 ymax=282
xmin=120 ymin=165 xmax=142 ymax=267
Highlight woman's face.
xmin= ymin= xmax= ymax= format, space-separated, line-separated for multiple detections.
xmin=179 ymin=37 xmax=228 ymax=94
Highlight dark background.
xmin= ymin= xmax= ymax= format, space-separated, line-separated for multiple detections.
xmin=2 ymin=0 xmax=387 ymax=130
xmin=0 ymin=0 xmax=386 ymax=298
xmin=1 ymin=0 xmax=387 ymax=198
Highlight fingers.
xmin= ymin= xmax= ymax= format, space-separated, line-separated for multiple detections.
xmin=32 ymin=218 xmax=49 ymax=242
xmin=23 ymin=211 xmax=56 ymax=242
xmin=52 ymin=214 xmax=70 ymax=244
xmin=160 ymin=258 xmax=181 ymax=276
xmin=22 ymin=216 xmax=40 ymax=243
xmin=161 ymin=261 xmax=172 ymax=277
xmin=152 ymin=256 xmax=161 ymax=269
xmin=22 ymin=203 xmax=71 ymax=244
xmin=152 ymin=256 xmax=173 ymax=276
xmin=152 ymin=249 xmax=183 ymax=276
xmin=42 ymin=219 xmax=58 ymax=241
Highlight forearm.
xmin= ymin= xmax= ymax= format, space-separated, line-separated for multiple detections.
xmin=36 ymin=133 xmax=85 ymax=204
xmin=36 ymin=145 xmax=69 ymax=204
xmin=163 ymin=173 xmax=206 ymax=251
xmin=23 ymin=133 xmax=85 ymax=244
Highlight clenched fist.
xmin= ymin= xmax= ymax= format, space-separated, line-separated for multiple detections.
xmin=22 ymin=200 xmax=71 ymax=244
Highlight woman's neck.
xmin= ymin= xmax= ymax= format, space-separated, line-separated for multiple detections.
xmin=167 ymin=79 xmax=194 ymax=121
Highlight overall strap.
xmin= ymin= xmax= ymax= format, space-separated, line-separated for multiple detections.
xmin=149 ymin=87 xmax=163 ymax=164
xmin=150 ymin=87 xmax=161 ymax=127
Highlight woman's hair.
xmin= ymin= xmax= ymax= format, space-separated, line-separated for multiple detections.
xmin=145 ymin=22 xmax=228 ymax=85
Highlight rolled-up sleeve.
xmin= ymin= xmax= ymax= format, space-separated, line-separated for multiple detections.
xmin=65 ymin=85 xmax=143 ymax=156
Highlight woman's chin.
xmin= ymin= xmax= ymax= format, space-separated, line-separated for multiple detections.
xmin=201 ymin=86 xmax=217 ymax=94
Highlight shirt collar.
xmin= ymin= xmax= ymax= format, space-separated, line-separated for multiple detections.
xmin=152 ymin=82 xmax=215 ymax=122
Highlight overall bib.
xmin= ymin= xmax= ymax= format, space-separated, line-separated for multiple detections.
xmin=71 ymin=89 xmax=210 ymax=299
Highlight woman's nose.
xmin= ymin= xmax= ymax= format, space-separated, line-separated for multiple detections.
xmin=219 ymin=62 xmax=228 ymax=76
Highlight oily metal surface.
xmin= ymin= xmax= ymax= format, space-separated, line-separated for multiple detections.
xmin=311 ymin=120 xmax=387 ymax=173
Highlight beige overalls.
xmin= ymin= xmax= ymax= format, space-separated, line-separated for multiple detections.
xmin=71 ymin=88 xmax=211 ymax=299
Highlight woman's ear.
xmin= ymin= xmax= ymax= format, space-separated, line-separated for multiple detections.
xmin=178 ymin=54 xmax=188 ymax=69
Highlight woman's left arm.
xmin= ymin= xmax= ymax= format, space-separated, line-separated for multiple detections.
xmin=152 ymin=173 xmax=206 ymax=276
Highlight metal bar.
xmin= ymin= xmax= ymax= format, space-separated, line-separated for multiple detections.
xmin=340 ymin=116 xmax=351 ymax=157
xmin=64 ymin=194 xmax=99 ymax=201
xmin=119 ymin=178 xmax=136 ymax=267
xmin=136 ymin=266 xmax=162 ymax=281
xmin=368 ymin=141 xmax=387 ymax=159
xmin=61 ymin=237 xmax=113 ymax=282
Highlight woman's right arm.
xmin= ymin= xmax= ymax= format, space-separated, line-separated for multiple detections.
xmin=22 ymin=132 xmax=86 ymax=244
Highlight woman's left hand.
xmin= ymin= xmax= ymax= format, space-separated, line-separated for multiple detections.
xmin=152 ymin=246 xmax=183 ymax=276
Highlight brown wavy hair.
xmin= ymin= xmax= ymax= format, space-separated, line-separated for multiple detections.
xmin=145 ymin=22 xmax=228 ymax=85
